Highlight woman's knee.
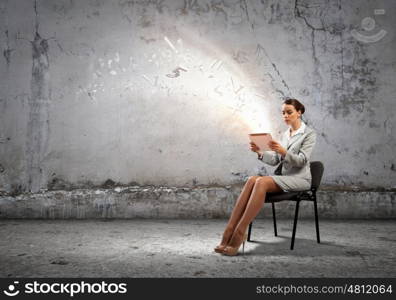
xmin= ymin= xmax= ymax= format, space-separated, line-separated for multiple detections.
xmin=247 ymin=176 xmax=260 ymax=184
xmin=255 ymin=176 xmax=271 ymax=190
xmin=256 ymin=177 xmax=283 ymax=193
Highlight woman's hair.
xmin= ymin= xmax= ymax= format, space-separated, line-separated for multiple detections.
xmin=283 ymin=98 xmax=305 ymax=115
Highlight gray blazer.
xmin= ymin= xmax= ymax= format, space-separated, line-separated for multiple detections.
xmin=259 ymin=124 xmax=317 ymax=183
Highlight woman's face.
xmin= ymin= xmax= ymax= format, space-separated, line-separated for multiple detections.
xmin=282 ymin=104 xmax=301 ymax=125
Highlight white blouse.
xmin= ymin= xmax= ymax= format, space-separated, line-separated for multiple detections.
xmin=285 ymin=121 xmax=306 ymax=142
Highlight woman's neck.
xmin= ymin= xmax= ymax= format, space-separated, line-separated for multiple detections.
xmin=290 ymin=119 xmax=302 ymax=132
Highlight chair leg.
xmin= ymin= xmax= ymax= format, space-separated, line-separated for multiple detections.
xmin=272 ymin=202 xmax=278 ymax=236
xmin=314 ymin=198 xmax=320 ymax=243
xmin=247 ymin=222 xmax=252 ymax=242
xmin=291 ymin=201 xmax=300 ymax=250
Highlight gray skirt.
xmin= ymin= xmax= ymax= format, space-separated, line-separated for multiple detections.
xmin=270 ymin=175 xmax=311 ymax=192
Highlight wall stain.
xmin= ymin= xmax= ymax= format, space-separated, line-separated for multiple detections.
xmin=3 ymin=30 xmax=14 ymax=65
xmin=329 ymin=41 xmax=379 ymax=119
xmin=1 ymin=2 xmax=14 ymax=66
xmin=268 ymin=2 xmax=281 ymax=24
xmin=140 ymin=36 xmax=156 ymax=43
xmin=119 ymin=0 xmax=167 ymax=25
xmin=52 ymin=0 xmax=74 ymax=17
xmin=180 ymin=0 xmax=210 ymax=15
xmin=25 ymin=0 xmax=51 ymax=193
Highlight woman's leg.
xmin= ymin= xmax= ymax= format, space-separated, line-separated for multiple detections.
xmin=226 ymin=176 xmax=283 ymax=248
xmin=225 ymin=176 xmax=261 ymax=231
xmin=216 ymin=176 xmax=260 ymax=247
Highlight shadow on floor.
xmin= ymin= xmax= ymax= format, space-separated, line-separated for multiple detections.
xmin=245 ymin=234 xmax=370 ymax=258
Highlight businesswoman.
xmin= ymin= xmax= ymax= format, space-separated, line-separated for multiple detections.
xmin=214 ymin=98 xmax=317 ymax=256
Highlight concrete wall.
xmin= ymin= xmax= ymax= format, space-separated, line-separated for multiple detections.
xmin=0 ymin=0 xmax=395 ymax=196
xmin=1 ymin=186 xmax=395 ymax=219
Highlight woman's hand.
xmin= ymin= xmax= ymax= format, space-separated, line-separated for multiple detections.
xmin=249 ymin=142 xmax=260 ymax=153
xmin=268 ymin=140 xmax=287 ymax=157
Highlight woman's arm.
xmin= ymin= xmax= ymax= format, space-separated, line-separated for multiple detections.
xmin=258 ymin=150 xmax=281 ymax=166
xmin=250 ymin=141 xmax=280 ymax=166
xmin=283 ymin=131 xmax=317 ymax=167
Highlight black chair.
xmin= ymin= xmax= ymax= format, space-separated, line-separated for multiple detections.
xmin=247 ymin=161 xmax=324 ymax=250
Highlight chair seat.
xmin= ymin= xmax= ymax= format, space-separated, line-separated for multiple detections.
xmin=266 ymin=191 xmax=301 ymax=202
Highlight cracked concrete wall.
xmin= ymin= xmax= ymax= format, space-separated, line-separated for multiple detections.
xmin=0 ymin=0 xmax=395 ymax=194
xmin=1 ymin=186 xmax=395 ymax=219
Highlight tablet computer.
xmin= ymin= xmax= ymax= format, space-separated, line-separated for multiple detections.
xmin=249 ymin=133 xmax=272 ymax=151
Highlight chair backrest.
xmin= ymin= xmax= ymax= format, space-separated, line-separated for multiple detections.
xmin=310 ymin=161 xmax=324 ymax=190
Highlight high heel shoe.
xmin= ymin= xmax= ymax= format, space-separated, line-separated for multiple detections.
xmin=214 ymin=244 xmax=227 ymax=253
xmin=214 ymin=228 xmax=234 ymax=253
xmin=222 ymin=232 xmax=248 ymax=256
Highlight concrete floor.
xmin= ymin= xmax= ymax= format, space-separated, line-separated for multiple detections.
xmin=0 ymin=219 xmax=395 ymax=278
